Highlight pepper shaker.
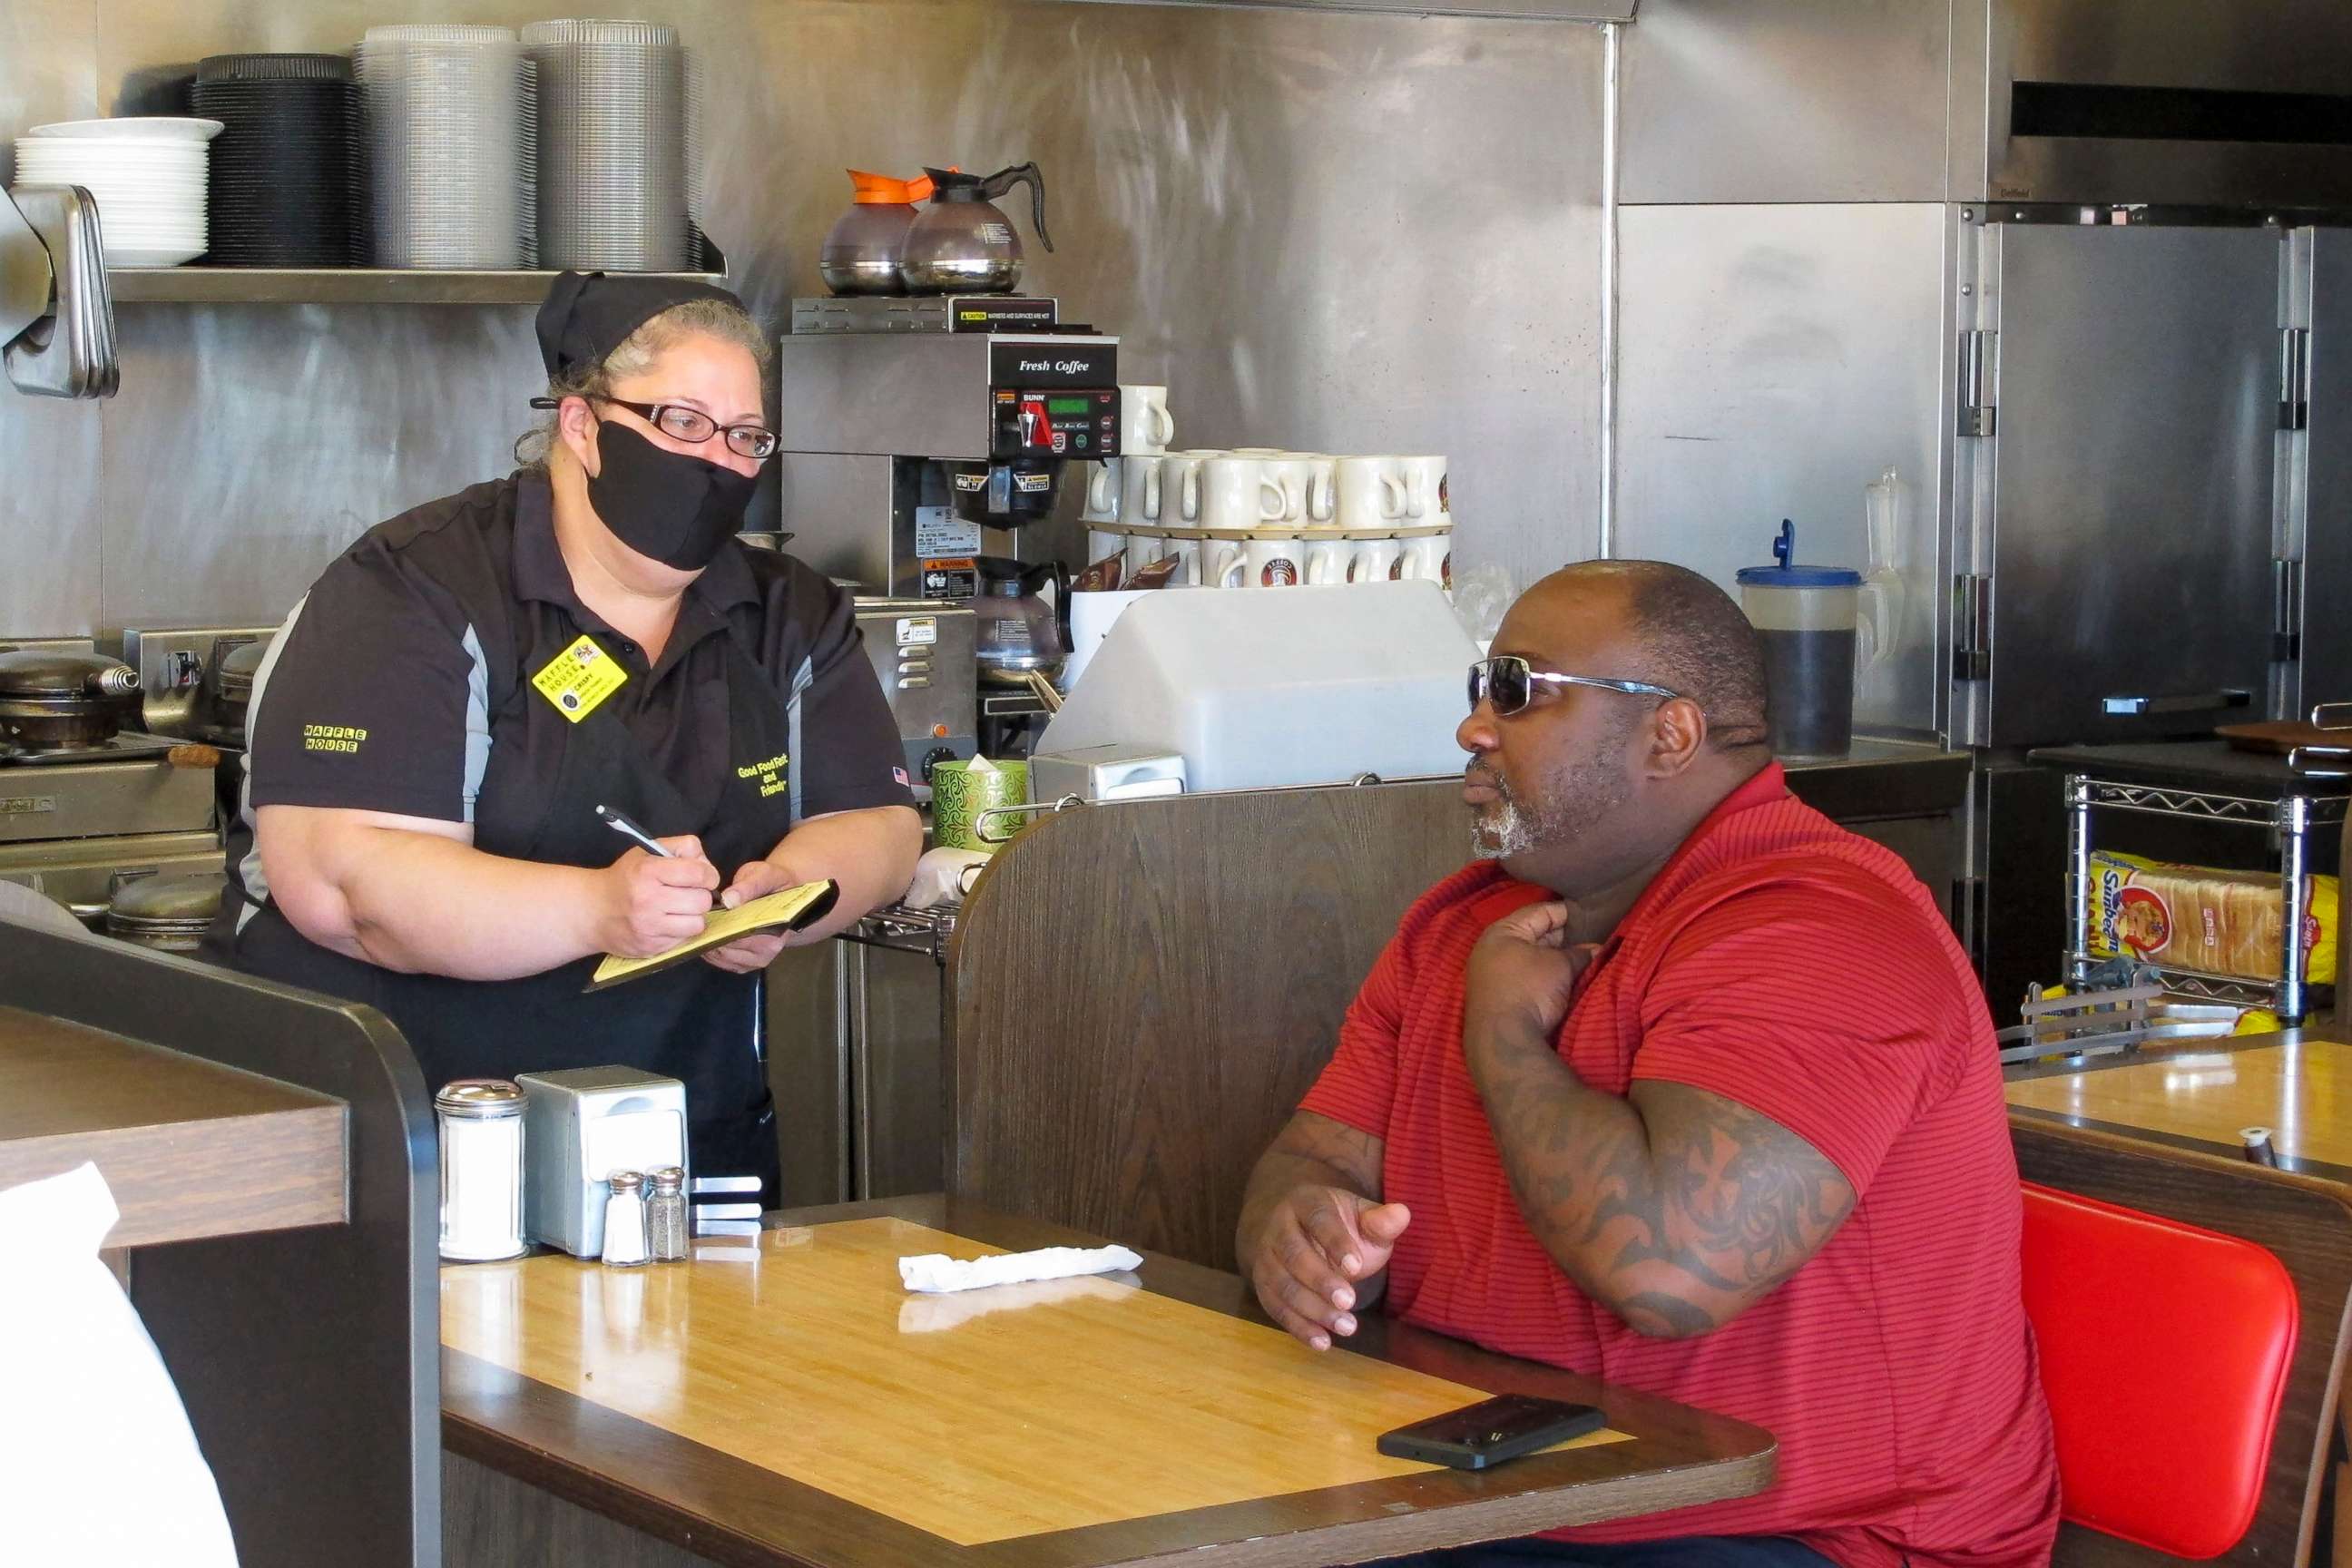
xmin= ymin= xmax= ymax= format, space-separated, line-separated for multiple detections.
xmin=601 ymin=1170 xmax=650 ymax=1267
xmin=436 ymin=1080 xmax=528 ymax=1262
xmin=647 ymin=1166 xmax=688 ymax=1261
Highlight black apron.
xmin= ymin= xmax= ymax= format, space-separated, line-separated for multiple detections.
xmin=224 ymin=612 xmax=799 ymax=1197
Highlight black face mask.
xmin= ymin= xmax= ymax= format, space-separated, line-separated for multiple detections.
xmin=585 ymin=420 xmax=758 ymax=571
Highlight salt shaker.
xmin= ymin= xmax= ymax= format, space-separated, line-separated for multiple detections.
xmin=436 ymin=1079 xmax=527 ymax=1262
xmin=646 ymin=1166 xmax=688 ymax=1261
xmin=601 ymin=1170 xmax=650 ymax=1267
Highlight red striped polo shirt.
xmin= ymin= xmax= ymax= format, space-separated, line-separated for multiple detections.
xmin=1300 ymin=764 xmax=2058 ymax=1567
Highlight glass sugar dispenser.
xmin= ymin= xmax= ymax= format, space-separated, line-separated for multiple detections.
xmin=435 ymin=1079 xmax=527 ymax=1262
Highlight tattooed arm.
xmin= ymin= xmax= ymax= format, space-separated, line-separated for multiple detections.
xmin=1462 ymin=900 xmax=1857 ymax=1339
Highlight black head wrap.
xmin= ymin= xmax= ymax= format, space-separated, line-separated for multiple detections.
xmin=534 ymin=270 xmax=746 ymax=379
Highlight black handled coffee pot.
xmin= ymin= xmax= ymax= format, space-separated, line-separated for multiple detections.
xmin=971 ymin=555 xmax=1071 ymax=688
xmin=900 ymin=163 xmax=1052 ymax=295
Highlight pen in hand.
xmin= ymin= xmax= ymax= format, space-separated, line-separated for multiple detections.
xmin=596 ymin=803 xmax=675 ymax=858
xmin=598 ymin=803 xmax=721 ymax=918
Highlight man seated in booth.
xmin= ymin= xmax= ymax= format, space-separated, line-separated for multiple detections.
xmin=1238 ymin=561 xmax=2058 ymax=1568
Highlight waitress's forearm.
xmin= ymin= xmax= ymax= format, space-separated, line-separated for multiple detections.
xmin=760 ymin=806 xmax=923 ymax=942
xmin=323 ymin=829 xmax=607 ymax=979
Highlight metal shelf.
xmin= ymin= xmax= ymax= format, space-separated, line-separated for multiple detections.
xmin=2076 ymin=777 xmax=2349 ymax=826
xmin=2057 ymin=956 xmax=2280 ymax=1012
xmin=106 ymin=268 xmax=724 ymax=306
xmin=2063 ymin=770 xmax=2337 ymax=1024
xmin=843 ymin=901 xmax=956 ymax=964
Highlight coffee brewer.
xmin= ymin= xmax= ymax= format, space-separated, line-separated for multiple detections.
xmin=774 ymin=298 xmax=1119 ymax=759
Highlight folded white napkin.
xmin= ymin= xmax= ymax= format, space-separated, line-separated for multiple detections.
xmin=898 ymin=1273 xmax=1132 ymax=1333
xmin=898 ymin=1243 xmax=1143 ymax=1294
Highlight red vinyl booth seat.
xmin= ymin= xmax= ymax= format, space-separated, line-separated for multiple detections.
xmin=2020 ymin=1182 xmax=2298 ymax=1559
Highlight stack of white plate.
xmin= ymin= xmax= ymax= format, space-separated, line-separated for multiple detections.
xmin=13 ymin=118 xmax=220 ymax=268
xmin=355 ymin=24 xmax=538 ymax=270
xmin=522 ymin=19 xmax=690 ymax=271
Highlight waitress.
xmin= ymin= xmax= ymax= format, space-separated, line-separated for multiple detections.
xmin=209 ymin=272 xmax=921 ymax=1195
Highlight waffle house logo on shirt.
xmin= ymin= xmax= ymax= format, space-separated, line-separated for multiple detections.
xmin=530 ymin=635 xmax=628 ymax=723
xmin=303 ymin=723 xmax=368 ymax=755
xmin=737 ymin=751 xmax=789 ymax=799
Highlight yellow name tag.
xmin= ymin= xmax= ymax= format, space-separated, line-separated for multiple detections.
xmin=531 ymin=635 xmax=629 ymax=723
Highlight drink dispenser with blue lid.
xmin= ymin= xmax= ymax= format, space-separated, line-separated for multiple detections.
xmin=1736 ymin=520 xmax=1863 ymax=761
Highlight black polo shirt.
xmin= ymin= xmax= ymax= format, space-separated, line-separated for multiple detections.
xmin=240 ymin=471 xmax=910 ymax=847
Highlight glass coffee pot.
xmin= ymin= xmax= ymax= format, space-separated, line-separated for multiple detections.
xmin=900 ymin=163 xmax=1053 ymax=295
xmin=818 ymin=169 xmax=939 ymax=297
xmin=972 ymin=555 xmax=1071 ymax=689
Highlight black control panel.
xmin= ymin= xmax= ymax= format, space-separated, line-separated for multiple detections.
xmin=986 ymin=336 xmax=1121 ymax=460
xmin=991 ymin=387 xmax=1120 ymax=459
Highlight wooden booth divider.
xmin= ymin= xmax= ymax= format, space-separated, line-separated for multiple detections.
xmin=949 ymin=779 xmax=1468 ymax=1270
xmin=0 ymin=921 xmax=439 ymax=1568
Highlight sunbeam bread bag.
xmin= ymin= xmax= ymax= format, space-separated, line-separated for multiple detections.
xmin=2087 ymin=850 xmax=2338 ymax=983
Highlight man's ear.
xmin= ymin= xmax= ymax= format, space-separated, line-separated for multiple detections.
xmin=1646 ymin=695 xmax=1709 ymax=778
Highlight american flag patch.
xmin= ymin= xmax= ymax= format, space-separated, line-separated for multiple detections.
xmin=893 ymin=767 xmax=911 ymax=786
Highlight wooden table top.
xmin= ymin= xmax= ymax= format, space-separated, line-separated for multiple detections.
xmin=441 ymin=1195 xmax=1776 ymax=1568
xmin=0 ymin=1004 xmax=346 ymax=1247
xmin=2005 ymin=1026 xmax=2352 ymax=1180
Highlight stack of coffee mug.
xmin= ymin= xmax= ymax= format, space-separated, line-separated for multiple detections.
xmin=1082 ymin=385 xmax=1452 ymax=592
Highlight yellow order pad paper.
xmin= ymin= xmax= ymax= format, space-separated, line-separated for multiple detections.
xmin=585 ymin=878 xmax=839 ymax=992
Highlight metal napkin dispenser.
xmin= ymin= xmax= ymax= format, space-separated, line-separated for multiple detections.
xmin=516 ymin=1066 xmax=690 ymax=1259
xmin=1029 ymin=742 xmax=1186 ymax=803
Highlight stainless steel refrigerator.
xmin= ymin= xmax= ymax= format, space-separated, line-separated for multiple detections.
xmin=1615 ymin=0 xmax=2352 ymax=1019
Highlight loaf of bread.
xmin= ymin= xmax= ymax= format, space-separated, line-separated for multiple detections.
xmin=2087 ymin=851 xmax=2338 ymax=984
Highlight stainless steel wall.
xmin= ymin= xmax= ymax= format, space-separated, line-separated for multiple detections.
xmin=1622 ymin=0 xmax=2352 ymax=209
xmin=0 ymin=0 xmax=1606 ymax=636
xmin=1615 ymin=203 xmax=1954 ymax=737
xmin=1620 ymin=0 xmax=1963 ymax=205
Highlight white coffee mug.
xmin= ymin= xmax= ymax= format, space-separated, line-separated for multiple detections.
xmin=1304 ymin=539 xmax=1351 ymax=585
xmin=1199 ymin=456 xmax=1287 ymax=532
xmin=1129 ymin=534 xmax=1208 ymax=586
xmin=1086 ymin=528 xmax=1128 ymax=571
xmin=1396 ymin=455 xmax=1449 ymax=521
xmin=1119 ymin=453 xmax=1157 ymax=526
xmin=1260 ymin=455 xmax=1334 ymax=527
xmin=1152 ymin=451 xmax=1219 ymax=525
xmin=1161 ymin=538 xmax=1204 ymax=586
xmin=1082 ymin=458 xmax=1122 ymax=524
xmin=1348 ymin=538 xmax=1405 ymax=583
xmin=1213 ymin=536 xmax=1307 ymax=588
xmin=1124 ymin=534 xmax=1169 ymax=583
xmin=1298 ymin=455 xmax=1339 ymax=524
xmin=1121 ymin=384 xmax=1176 ymax=455
xmin=1400 ymin=531 xmax=1452 ymax=587
xmin=1335 ymin=456 xmax=1409 ymax=531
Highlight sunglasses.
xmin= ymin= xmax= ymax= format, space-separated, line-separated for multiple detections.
xmin=1467 ymin=656 xmax=1680 ymax=718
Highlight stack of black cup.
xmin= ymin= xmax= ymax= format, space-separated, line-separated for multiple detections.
xmin=191 ymin=53 xmax=367 ymax=267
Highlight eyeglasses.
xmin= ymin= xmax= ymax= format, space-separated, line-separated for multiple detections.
xmin=1467 ymin=656 xmax=1680 ymax=718
xmin=531 ymin=395 xmax=780 ymax=460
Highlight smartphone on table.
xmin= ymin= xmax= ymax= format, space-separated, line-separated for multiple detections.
xmin=1377 ymin=1394 xmax=1605 ymax=1471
